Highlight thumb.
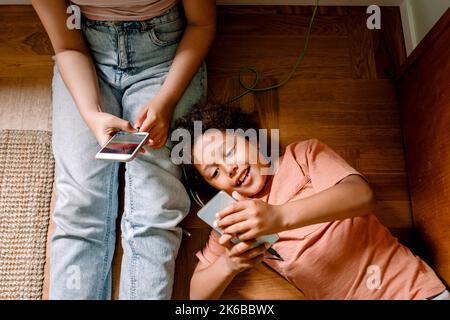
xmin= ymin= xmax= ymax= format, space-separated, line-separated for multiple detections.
xmin=140 ymin=114 xmax=157 ymax=133
xmin=134 ymin=106 xmax=148 ymax=129
xmin=232 ymin=191 xmax=248 ymax=201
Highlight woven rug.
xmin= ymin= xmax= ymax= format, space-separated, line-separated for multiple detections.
xmin=0 ymin=130 xmax=54 ymax=299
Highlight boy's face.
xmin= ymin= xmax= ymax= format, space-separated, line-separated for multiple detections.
xmin=193 ymin=131 xmax=269 ymax=197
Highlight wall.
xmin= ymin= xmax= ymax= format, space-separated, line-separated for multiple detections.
xmin=396 ymin=9 xmax=450 ymax=286
xmin=401 ymin=0 xmax=450 ymax=55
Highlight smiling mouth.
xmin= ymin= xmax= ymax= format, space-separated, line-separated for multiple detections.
xmin=236 ymin=167 xmax=250 ymax=187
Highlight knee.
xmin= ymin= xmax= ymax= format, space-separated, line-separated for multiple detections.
xmin=52 ymin=178 xmax=118 ymax=244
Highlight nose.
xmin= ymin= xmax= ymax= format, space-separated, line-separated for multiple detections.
xmin=223 ymin=164 xmax=238 ymax=178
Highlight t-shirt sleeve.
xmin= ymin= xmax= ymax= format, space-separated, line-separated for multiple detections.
xmin=195 ymin=229 xmax=226 ymax=266
xmin=295 ymin=139 xmax=365 ymax=193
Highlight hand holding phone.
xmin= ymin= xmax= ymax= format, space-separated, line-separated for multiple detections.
xmin=87 ymin=111 xmax=135 ymax=147
xmin=95 ymin=131 xmax=149 ymax=162
xmin=197 ymin=191 xmax=280 ymax=248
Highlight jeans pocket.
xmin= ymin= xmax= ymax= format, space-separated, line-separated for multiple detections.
xmin=148 ymin=19 xmax=185 ymax=47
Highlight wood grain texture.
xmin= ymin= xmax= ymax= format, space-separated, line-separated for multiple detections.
xmin=396 ymin=8 xmax=450 ymax=286
xmin=0 ymin=6 xmax=53 ymax=78
xmin=0 ymin=5 xmax=412 ymax=299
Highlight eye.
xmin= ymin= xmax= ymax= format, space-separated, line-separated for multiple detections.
xmin=211 ymin=168 xmax=219 ymax=179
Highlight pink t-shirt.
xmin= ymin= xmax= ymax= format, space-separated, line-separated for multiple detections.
xmin=196 ymin=139 xmax=446 ymax=299
xmin=70 ymin=0 xmax=178 ymax=21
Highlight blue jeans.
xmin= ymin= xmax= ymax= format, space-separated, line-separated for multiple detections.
xmin=50 ymin=4 xmax=207 ymax=299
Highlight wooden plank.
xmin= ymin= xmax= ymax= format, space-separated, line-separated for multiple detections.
xmin=207 ymin=36 xmax=353 ymax=80
xmin=0 ymin=7 xmax=53 ymax=78
xmin=346 ymin=14 xmax=378 ymax=79
xmin=172 ymin=228 xmax=212 ymax=300
xmin=217 ymin=9 xmax=349 ymax=37
xmin=371 ymin=7 xmax=407 ymax=79
xmin=222 ymin=264 xmax=305 ymax=300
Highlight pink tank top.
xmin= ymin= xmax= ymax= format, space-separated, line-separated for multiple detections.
xmin=70 ymin=0 xmax=179 ymax=21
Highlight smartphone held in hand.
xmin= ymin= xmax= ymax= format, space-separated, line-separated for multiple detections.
xmin=95 ymin=131 xmax=149 ymax=162
xmin=197 ymin=191 xmax=280 ymax=248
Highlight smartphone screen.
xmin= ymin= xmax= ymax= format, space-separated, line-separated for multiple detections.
xmin=99 ymin=132 xmax=146 ymax=155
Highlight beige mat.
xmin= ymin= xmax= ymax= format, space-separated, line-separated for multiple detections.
xmin=0 ymin=130 xmax=54 ymax=299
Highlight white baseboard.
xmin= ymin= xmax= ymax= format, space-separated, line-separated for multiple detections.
xmin=399 ymin=0 xmax=415 ymax=55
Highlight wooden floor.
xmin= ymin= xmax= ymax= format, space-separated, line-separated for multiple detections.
xmin=0 ymin=5 xmax=411 ymax=299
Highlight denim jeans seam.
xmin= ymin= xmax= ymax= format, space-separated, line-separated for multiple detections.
xmin=97 ymin=163 xmax=117 ymax=299
xmin=125 ymin=33 xmax=133 ymax=69
xmin=126 ymin=34 xmax=135 ymax=70
xmin=126 ymin=173 xmax=139 ymax=299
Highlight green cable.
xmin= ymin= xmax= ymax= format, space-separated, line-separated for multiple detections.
xmin=227 ymin=0 xmax=320 ymax=104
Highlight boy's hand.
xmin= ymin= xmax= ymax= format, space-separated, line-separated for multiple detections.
xmin=134 ymin=97 xmax=172 ymax=150
xmin=216 ymin=191 xmax=285 ymax=242
xmin=220 ymin=237 xmax=270 ymax=274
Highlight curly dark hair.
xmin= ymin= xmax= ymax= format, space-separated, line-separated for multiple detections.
xmin=173 ymin=103 xmax=259 ymax=199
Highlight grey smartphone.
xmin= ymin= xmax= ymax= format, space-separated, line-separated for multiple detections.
xmin=197 ymin=191 xmax=279 ymax=247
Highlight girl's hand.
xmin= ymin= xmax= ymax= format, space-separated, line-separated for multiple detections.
xmin=134 ymin=97 xmax=172 ymax=150
xmin=87 ymin=111 xmax=135 ymax=147
xmin=216 ymin=191 xmax=286 ymax=242
xmin=220 ymin=237 xmax=270 ymax=274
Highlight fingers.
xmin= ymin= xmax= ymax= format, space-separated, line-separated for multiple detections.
xmin=247 ymin=252 xmax=265 ymax=266
xmin=217 ymin=201 xmax=248 ymax=219
xmin=134 ymin=106 xmax=148 ymax=129
xmin=139 ymin=115 xmax=167 ymax=149
xmin=228 ymin=240 xmax=256 ymax=257
xmin=236 ymin=243 xmax=268 ymax=260
xmin=147 ymin=135 xmax=167 ymax=149
xmin=140 ymin=113 xmax=157 ymax=133
xmin=222 ymin=220 xmax=251 ymax=236
xmin=111 ymin=116 xmax=134 ymax=133
xmin=218 ymin=233 xmax=233 ymax=246
xmin=215 ymin=211 xmax=246 ymax=230
xmin=236 ymin=229 xmax=258 ymax=242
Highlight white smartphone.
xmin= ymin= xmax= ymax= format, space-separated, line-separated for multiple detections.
xmin=95 ymin=131 xmax=149 ymax=162
xmin=197 ymin=191 xmax=279 ymax=247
